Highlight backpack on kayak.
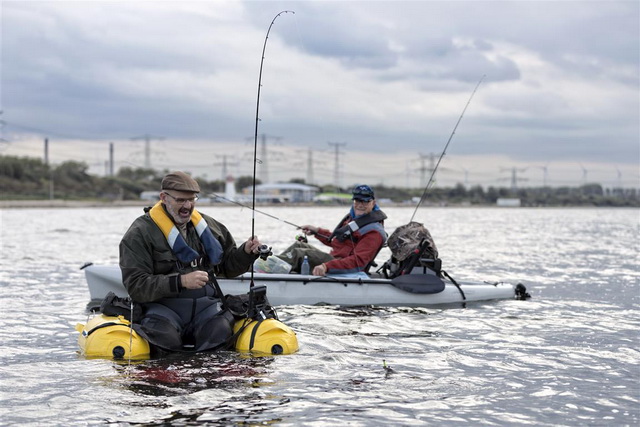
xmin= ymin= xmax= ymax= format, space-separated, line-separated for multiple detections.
xmin=378 ymin=221 xmax=441 ymax=278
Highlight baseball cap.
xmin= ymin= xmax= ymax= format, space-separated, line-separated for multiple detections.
xmin=352 ymin=184 xmax=375 ymax=201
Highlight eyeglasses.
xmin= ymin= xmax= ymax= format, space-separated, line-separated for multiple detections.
xmin=353 ymin=199 xmax=372 ymax=205
xmin=163 ymin=192 xmax=198 ymax=205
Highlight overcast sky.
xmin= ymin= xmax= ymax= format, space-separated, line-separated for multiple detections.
xmin=1 ymin=0 xmax=638 ymax=189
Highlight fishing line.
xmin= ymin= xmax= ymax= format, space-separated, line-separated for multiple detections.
xmin=214 ymin=191 xmax=361 ymax=271
xmin=292 ymin=11 xmax=306 ymax=52
xmin=127 ymin=301 xmax=134 ymax=369
xmin=250 ymin=10 xmax=295 ymax=286
xmin=212 ymin=192 xmax=333 ymax=240
xmin=409 ymin=75 xmax=485 ymax=223
xmin=213 ymin=192 xmax=302 ymax=229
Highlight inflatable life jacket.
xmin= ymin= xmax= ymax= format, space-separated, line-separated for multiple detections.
xmin=329 ymin=209 xmax=388 ymax=242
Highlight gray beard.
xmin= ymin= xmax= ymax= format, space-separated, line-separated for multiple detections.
xmin=177 ymin=222 xmax=188 ymax=238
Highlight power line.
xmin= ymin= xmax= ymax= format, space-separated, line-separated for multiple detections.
xmin=499 ymin=167 xmax=528 ymax=191
xmin=244 ymin=133 xmax=283 ymax=183
xmin=213 ymin=154 xmax=239 ymax=181
xmin=327 ymin=141 xmax=347 ymax=188
xmin=130 ymin=134 xmax=165 ymax=168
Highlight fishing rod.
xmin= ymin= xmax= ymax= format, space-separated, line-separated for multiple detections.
xmin=250 ymin=10 xmax=295 ymax=285
xmin=213 ymin=193 xmax=302 ymax=229
xmin=212 ymin=192 xmax=333 ymax=240
xmin=409 ymin=75 xmax=485 ymax=223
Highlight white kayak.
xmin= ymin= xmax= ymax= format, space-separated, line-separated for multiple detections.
xmin=82 ymin=263 xmax=530 ymax=309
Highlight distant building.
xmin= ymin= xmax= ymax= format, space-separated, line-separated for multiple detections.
xmin=496 ymin=198 xmax=521 ymax=207
xmin=211 ymin=175 xmax=244 ymax=204
xmin=140 ymin=190 xmax=159 ymax=201
xmin=313 ymin=192 xmax=351 ymax=204
xmin=243 ymin=183 xmax=319 ymax=203
xmin=224 ymin=175 xmax=236 ymax=201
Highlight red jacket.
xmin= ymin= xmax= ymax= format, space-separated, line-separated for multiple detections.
xmin=314 ymin=213 xmax=386 ymax=274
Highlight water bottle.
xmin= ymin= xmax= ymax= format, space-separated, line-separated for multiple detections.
xmin=300 ymin=256 xmax=310 ymax=275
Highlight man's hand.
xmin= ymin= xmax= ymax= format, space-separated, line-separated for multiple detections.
xmin=300 ymin=225 xmax=318 ymax=236
xmin=312 ymin=263 xmax=327 ymax=276
xmin=244 ymin=236 xmax=262 ymax=254
xmin=181 ymin=270 xmax=209 ymax=289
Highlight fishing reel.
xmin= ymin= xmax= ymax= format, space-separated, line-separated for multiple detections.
xmin=257 ymin=244 xmax=272 ymax=260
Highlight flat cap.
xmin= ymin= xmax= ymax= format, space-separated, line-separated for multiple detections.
xmin=161 ymin=171 xmax=200 ymax=193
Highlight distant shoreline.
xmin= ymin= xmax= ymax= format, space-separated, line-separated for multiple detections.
xmin=0 ymin=200 xmax=149 ymax=209
xmin=0 ymin=199 xmax=636 ymax=209
xmin=0 ymin=200 xmax=331 ymax=209
xmin=0 ymin=200 xmax=374 ymax=209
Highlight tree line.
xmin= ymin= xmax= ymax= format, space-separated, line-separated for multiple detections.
xmin=0 ymin=155 xmax=637 ymax=207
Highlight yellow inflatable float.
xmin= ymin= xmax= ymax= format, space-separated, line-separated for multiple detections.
xmin=233 ymin=318 xmax=299 ymax=355
xmin=76 ymin=314 xmax=150 ymax=360
xmin=76 ymin=314 xmax=299 ymax=359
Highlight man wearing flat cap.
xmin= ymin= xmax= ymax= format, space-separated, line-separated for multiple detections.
xmin=277 ymin=184 xmax=387 ymax=276
xmin=119 ymin=171 xmax=263 ymax=353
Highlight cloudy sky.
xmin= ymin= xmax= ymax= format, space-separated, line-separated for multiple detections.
xmin=1 ymin=0 xmax=638 ymax=189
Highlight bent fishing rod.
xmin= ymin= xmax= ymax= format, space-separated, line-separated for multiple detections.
xmin=250 ymin=10 xmax=295 ymax=285
xmin=409 ymin=75 xmax=485 ymax=223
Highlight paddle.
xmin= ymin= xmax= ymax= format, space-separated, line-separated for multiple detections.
xmin=390 ymin=274 xmax=446 ymax=294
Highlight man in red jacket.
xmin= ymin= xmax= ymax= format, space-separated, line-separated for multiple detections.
xmin=278 ymin=185 xmax=387 ymax=276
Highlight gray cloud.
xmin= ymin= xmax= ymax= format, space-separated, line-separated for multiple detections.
xmin=1 ymin=0 xmax=638 ymax=187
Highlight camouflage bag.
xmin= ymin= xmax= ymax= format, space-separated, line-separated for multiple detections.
xmin=387 ymin=221 xmax=438 ymax=262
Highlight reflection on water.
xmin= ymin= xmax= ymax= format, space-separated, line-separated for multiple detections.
xmin=0 ymin=206 xmax=638 ymax=425
xmin=99 ymin=353 xmax=288 ymax=425
xmin=113 ymin=354 xmax=271 ymax=395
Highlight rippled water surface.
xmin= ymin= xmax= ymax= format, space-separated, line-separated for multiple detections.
xmin=0 ymin=206 xmax=638 ymax=425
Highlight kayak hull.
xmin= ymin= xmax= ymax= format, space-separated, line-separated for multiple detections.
xmin=82 ymin=263 xmax=525 ymax=309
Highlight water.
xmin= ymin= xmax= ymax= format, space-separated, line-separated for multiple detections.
xmin=0 ymin=205 xmax=638 ymax=426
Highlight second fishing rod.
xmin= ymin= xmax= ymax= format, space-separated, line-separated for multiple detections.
xmin=215 ymin=63 xmax=483 ymax=241
xmin=212 ymin=192 xmax=332 ymax=239
xmin=409 ymin=75 xmax=485 ymax=223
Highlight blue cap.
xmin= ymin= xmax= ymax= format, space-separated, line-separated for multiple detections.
xmin=352 ymin=184 xmax=375 ymax=201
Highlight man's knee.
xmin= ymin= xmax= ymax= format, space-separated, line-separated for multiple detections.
xmin=137 ymin=314 xmax=183 ymax=351
xmin=190 ymin=308 xmax=235 ymax=351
